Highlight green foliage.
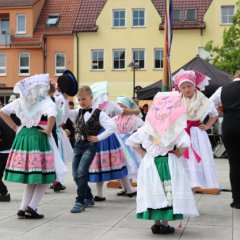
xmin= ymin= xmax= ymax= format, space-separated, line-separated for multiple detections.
xmin=205 ymin=1 xmax=240 ymax=74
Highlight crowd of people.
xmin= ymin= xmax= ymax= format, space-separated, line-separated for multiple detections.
xmin=0 ymin=69 xmax=239 ymax=234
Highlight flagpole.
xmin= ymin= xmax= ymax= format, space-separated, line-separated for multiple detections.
xmin=162 ymin=0 xmax=173 ymax=92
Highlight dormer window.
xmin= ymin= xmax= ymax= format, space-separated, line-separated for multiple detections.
xmin=172 ymin=10 xmax=181 ymax=22
xmin=186 ymin=9 xmax=196 ymax=21
xmin=46 ymin=14 xmax=59 ymax=26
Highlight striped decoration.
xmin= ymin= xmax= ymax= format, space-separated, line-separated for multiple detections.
xmin=162 ymin=0 xmax=173 ymax=92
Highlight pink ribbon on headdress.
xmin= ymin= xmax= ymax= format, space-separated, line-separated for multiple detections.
xmin=98 ymin=101 xmax=108 ymax=110
xmin=183 ymin=120 xmax=201 ymax=163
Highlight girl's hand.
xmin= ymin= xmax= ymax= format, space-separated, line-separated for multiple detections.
xmin=38 ymin=129 xmax=51 ymax=136
xmin=87 ymin=135 xmax=98 ymax=142
xmin=199 ymin=124 xmax=210 ymax=131
xmin=173 ymin=147 xmax=186 ymax=158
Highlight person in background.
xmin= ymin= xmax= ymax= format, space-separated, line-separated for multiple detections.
xmin=141 ymin=104 xmax=149 ymax=121
xmin=210 ymin=70 xmax=240 ymax=209
xmin=0 ymin=96 xmax=20 ymax=202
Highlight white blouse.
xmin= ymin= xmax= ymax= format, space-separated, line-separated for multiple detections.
xmin=1 ymin=97 xmax=57 ymax=127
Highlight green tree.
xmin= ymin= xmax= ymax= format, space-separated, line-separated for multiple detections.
xmin=205 ymin=1 xmax=240 ymax=74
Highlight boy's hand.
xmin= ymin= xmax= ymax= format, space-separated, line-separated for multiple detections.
xmin=87 ymin=135 xmax=98 ymax=142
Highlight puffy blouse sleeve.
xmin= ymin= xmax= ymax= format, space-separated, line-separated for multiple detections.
xmin=175 ymin=130 xmax=190 ymax=149
xmin=0 ymin=100 xmax=19 ymax=116
xmin=126 ymin=126 xmax=145 ymax=147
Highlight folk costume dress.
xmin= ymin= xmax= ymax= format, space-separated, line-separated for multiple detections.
xmin=88 ymin=82 xmax=128 ymax=182
xmin=126 ymin=92 xmax=199 ymax=221
xmin=54 ymin=94 xmax=73 ymax=164
xmin=173 ymin=70 xmax=219 ymax=189
xmin=1 ymin=75 xmax=58 ymax=184
xmin=113 ymin=96 xmax=144 ymax=179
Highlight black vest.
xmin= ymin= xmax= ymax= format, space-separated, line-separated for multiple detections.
xmin=221 ymin=81 xmax=240 ymax=116
xmin=0 ymin=114 xmax=21 ymax=151
xmin=75 ymin=109 xmax=101 ymax=141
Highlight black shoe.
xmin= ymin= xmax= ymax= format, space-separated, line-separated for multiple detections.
xmin=53 ymin=182 xmax=66 ymax=192
xmin=17 ymin=210 xmax=25 ymax=219
xmin=94 ymin=196 xmax=106 ymax=202
xmin=116 ymin=190 xmax=127 ymax=196
xmin=230 ymin=202 xmax=240 ymax=209
xmin=127 ymin=191 xmax=137 ymax=198
xmin=151 ymin=224 xmax=161 ymax=234
xmin=25 ymin=206 xmax=44 ymax=219
xmin=0 ymin=193 xmax=10 ymax=202
xmin=159 ymin=225 xmax=175 ymax=234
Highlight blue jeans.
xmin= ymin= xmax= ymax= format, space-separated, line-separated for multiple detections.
xmin=72 ymin=140 xmax=97 ymax=203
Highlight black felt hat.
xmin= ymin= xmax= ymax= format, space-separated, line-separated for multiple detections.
xmin=57 ymin=70 xmax=78 ymax=96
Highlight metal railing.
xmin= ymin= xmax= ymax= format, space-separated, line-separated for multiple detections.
xmin=0 ymin=34 xmax=11 ymax=46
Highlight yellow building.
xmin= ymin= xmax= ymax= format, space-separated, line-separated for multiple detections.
xmin=74 ymin=0 xmax=236 ymax=99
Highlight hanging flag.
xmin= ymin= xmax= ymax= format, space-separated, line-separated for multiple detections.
xmin=162 ymin=0 xmax=173 ymax=92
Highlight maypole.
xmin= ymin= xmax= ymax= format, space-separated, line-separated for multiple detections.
xmin=162 ymin=0 xmax=173 ymax=92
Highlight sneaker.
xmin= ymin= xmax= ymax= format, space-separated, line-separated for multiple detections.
xmin=151 ymin=224 xmax=175 ymax=234
xmin=53 ymin=182 xmax=66 ymax=192
xmin=84 ymin=198 xmax=95 ymax=207
xmin=0 ymin=193 xmax=10 ymax=202
xmin=70 ymin=202 xmax=85 ymax=213
xmin=25 ymin=206 xmax=44 ymax=219
xmin=94 ymin=196 xmax=106 ymax=202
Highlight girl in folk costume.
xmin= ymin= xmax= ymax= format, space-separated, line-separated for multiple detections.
xmin=173 ymin=69 xmax=219 ymax=190
xmin=0 ymin=74 xmax=67 ymax=219
xmin=126 ymin=91 xmax=199 ymax=235
xmin=49 ymin=88 xmax=73 ymax=192
xmin=113 ymin=96 xmax=144 ymax=182
xmin=88 ymin=82 xmax=140 ymax=201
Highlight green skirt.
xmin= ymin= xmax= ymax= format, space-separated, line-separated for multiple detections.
xmin=137 ymin=156 xmax=183 ymax=221
xmin=4 ymin=127 xmax=56 ymax=184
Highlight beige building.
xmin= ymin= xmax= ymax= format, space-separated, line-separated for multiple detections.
xmin=73 ymin=0 xmax=236 ymax=99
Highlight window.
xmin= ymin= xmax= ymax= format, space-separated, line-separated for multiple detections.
xmin=154 ymin=49 xmax=164 ymax=69
xmin=113 ymin=49 xmax=125 ymax=69
xmin=16 ymin=14 xmax=26 ymax=33
xmin=0 ymin=53 xmax=6 ymax=76
xmin=55 ymin=52 xmax=65 ymax=75
xmin=0 ymin=19 xmax=9 ymax=34
xmin=172 ymin=10 xmax=181 ymax=22
xmin=221 ymin=6 xmax=235 ymax=24
xmin=132 ymin=49 xmax=145 ymax=69
xmin=132 ymin=9 xmax=145 ymax=27
xmin=186 ymin=9 xmax=196 ymax=21
xmin=91 ymin=50 xmax=104 ymax=70
xmin=113 ymin=10 xmax=125 ymax=27
xmin=19 ymin=53 xmax=29 ymax=75
xmin=46 ymin=14 xmax=60 ymax=26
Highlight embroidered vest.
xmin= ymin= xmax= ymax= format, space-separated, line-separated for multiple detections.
xmin=75 ymin=109 xmax=101 ymax=141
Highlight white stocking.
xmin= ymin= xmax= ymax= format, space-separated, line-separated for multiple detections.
xmin=120 ymin=176 xmax=133 ymax=194
xmin=20 ymin=184 xmax=36 ymax=211
xmin=28 ymin=184 xmax=49 ymax=210
xmin=96 ymin=182 xmax=104 ymax=197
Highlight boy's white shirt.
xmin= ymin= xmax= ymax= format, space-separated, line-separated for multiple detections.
xmin=67 ymin=107 xmax=117 ymax=141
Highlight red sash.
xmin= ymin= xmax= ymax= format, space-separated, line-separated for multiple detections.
xmin=183 ymin=120 xmax=201 ymax=163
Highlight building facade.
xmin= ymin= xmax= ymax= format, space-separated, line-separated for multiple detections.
xmin=74 ymin=0 xmax=236 ymax=99
xmin=0 ymin=0 xmax=80 ymax=104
